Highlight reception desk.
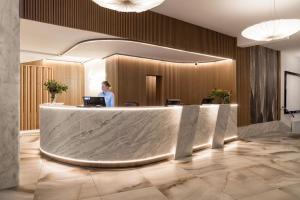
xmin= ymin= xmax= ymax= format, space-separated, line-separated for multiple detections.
xmin=40 ymin=104 xmax=237 ymax=167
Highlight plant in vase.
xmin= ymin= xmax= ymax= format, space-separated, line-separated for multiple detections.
xmin=208 ymin=88 xmax=231 ymax=104
xmin=44 ymin=80 xmax=68 ymax=103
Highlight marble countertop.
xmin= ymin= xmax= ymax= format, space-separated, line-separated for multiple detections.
xmin=40 ymin=104 xmax=237 ymax=111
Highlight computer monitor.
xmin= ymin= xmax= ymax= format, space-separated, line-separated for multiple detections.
xmin=124 ymin=102 xmax=139 ymax=107
xmin=82 ymin=96 xmax=106 ymax=107
xmin=165 ymin=99 xmax=181 ymax=106
xmin=201 ymin=98 xmax=214 ymax=104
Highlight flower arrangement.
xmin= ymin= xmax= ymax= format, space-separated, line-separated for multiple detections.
xmin=44 ymin=80 xmax=68 ymax=103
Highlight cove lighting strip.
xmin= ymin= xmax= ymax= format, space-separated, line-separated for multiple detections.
xmin=224 ymin=136 xmax=239 ymax=142
xmin=40 ymin=104 xmax=238 ymax=111
xmin=40 ymin=104 xmax=182 ymax=111
xmin=40 ymin=147 xmax=173 ymax=166
xmin=61 ymin=38 xmax=231 ymax=61
xmin=40 ymin=136 xmax=238 ymax=167
xmin=192 ymin=136 xmax=238 ymax=151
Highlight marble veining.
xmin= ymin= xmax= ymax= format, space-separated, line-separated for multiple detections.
xmin=40 ymin=104 xmax=238 ymax=167
xmin=239 ymin=121 xmax=290 ymax=139
xmin=193 ymin=105 xmax=238 ymax=149
xmin=41 ymin=106 xmax=182 ymax=161
xmin=193 ymin=105 xmax=219 ymax=148
xmin=292 ymin=120 xmax=300 ymax=133
xmin=0 ymin=0 xmax=20 ymax=190
xmin=212 ymin=104 xmax=231 ymax=148
xmin=225 ymin=105 xmax=238 ymax=139
xmin=174 ymin=105 xmax=200 ymax=159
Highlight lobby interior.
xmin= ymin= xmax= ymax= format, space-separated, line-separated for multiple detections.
xmin=1 ymin=0 xmax=300 ymax=200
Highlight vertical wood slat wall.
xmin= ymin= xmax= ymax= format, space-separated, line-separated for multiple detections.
xmin=20 ymin=65 xmax=53 ymax=130
xmin=236 ymin=47 xmax=251 ymax=126
xmin=20 ymin=0 xmax=236 ymax=59
xmin=146 ymin=76 xmax=158 ymax=106
xmin=106 ymin=55 xmax=236 ymax=107
xmin=41 ymin=60 xmax=85 ymax=106
xmin=20 ymin=60 xmax=85 ymax=130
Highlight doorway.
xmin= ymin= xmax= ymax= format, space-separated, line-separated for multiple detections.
xmin=146 ymin=75 xmax=162 ymax=106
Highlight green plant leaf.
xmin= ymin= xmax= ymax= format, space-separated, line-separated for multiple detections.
xmin=44 ymin=80 xmax=68 ymax=94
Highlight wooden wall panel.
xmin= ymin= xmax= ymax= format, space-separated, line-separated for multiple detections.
xmin=146 ymin=76 xmax=158 ymax=106
xmin=236 ymin=47 xmax=251 ymax=126
xmin=20 ymin=65 xmax=53 ymax=130
xmin=42 ymin=60 xmax=85 ymax=105
xmin=106 ymin=55 xmax=236 ymax=107
xmin=20 ymin=0 xmax=236 ymax=59
xmin=105 ymin=57 xmax=119 ymax=105
xmin=20 ymin=60 xmax=84 ymax=130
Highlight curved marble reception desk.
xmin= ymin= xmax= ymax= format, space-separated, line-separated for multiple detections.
xmin=40 ymin=104 xmax=237 ymax=167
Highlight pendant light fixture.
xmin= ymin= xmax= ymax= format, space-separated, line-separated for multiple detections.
xmin=92 ymin=0 xmax=165 ymax=13
xmin=241 ymin=0 xmax=300 ymax=41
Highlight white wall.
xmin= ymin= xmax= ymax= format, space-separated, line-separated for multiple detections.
xmin=0 ymin=0 xmax=19 ymax=189
xmin=84 ymin=59 xmax=106 ymax=96
xmin=281 ymin=51 xmax=300 ymax=126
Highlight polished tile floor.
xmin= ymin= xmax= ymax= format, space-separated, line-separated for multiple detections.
xmin=1 ymin=133 xmax=300 ymax=200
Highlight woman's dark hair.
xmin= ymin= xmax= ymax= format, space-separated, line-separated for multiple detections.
xmin=102 ymin=81 xmax=111 ymax=88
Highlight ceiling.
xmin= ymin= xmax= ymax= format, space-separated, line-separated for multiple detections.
xmin=64 ymin=39 xmax=225 ymax=63
xmin=153 ymin=0 xmax=300 ymax=57
xmin=20 ymin=19 xmax=116 ymax=63
xmin=21 ymin=19 xmax=226 ymax=63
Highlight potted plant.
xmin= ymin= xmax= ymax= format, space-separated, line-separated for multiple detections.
xmin=208 ymin=88 xmax=231 ymax=104
xmin=44 ymin=80 xmax=68 ymax=103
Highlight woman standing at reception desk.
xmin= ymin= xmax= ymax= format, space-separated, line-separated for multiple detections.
xmin=98 ymin=81 xmax=115 ymax=107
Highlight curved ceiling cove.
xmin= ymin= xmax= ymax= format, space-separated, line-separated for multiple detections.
xmin=63 ymin=39 xmax=228 ymax=63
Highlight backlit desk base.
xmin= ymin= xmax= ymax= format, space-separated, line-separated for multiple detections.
xmin=40 ymin=104 xmax=237 ymax=167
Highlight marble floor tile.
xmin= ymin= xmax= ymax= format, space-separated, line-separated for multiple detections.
xmin=247 ymin=164 xmax=300 ymax=187
xmin=248 ymin=164 xmax=292 ymax=178
xmin=101 ymin=187 xmax=168 ymax=200
xmin=91 ymin=170 xmax=152 ymax=196
xmin=2 ymin=134 xmax=299 ymax=200
xmin=19 ymin=135 xmax=40 ymax=144
xmin=33 ymin=181 xmax=81 ymax=200
xmin=238 ymin=153 xmax=300 ymax=176
xmin=192 ymin=148 xmax=237 ymax=160
xmin=19 ymin=158 xmax=42 ymax=187
xmin=159 ymin=177 xmax=235 ymax=200
xmin=201 ymin=168 xmax=273 ymax=199
xmin=272 ymin=151 xmax=300 ymax=162
xmin=279 ymin=182 xmax=300 ymax=198
xmin=19 ymin=136 xmax=41 ymax=160
xmin=80 ymin=197 xmax=101 ymax=200
xmin=139 ymin=165 xmax=194 ymax=186
xmin=75 ymin=176 xmax=99 ymax=199
xmin=0 ymin=188 xmax=34 ymax=200
xmin=34 ymin=176 xmax=98 ymax=200
xmin=177 ymin=155 xmax=258 ymax=178
xmin=213 ymin=156 xmax=257 ymax=169
xmin=240 ymin=189 xmax=296 ymax=200
xmin=175 ymin=158 xmax=227 ymax=177
xmin=38 ymin=158 xmax=90 ymax=182
xmin=274 ymin=159 xmax=300 ymax=174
